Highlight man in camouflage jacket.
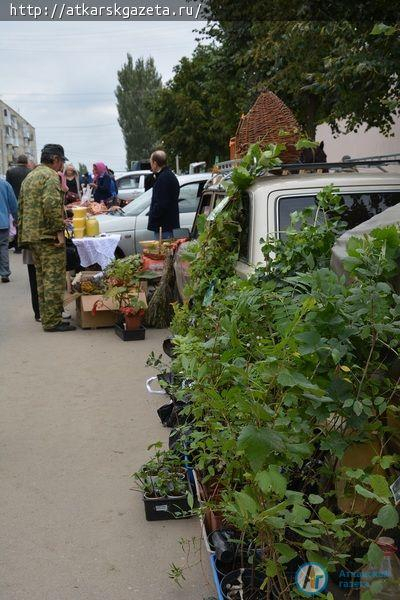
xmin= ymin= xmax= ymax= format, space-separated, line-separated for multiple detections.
xmin=19 ymin=144 xmax=75 ymax=332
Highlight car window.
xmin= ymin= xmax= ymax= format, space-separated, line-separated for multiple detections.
xmin=278 ymin=191 xmax=400 ymax=235
xmin=178 ymin=182 xmax=204 ymax=213
xmin=123 ymin=179 xmax=207 ymax=218
xmin=123 ymin=188 xmax=153 ymax=216
xmin=117 ymin=176 xmax=140 ymax=190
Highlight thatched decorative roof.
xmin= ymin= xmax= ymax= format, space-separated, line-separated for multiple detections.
xmin=235 ymin=91 xmax=300 ymax=163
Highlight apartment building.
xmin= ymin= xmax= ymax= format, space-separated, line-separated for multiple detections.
xmin=0 ymin=101 xmax=37 ymax=176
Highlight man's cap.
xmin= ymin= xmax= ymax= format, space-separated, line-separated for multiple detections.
xmin=16 ymin=154 xmax=28 ymax=165
xmin=41 ymin=144 xmax=68 ymax=161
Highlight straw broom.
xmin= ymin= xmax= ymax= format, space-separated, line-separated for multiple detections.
xmin=145 ymin=249 xmax=176 ymax=328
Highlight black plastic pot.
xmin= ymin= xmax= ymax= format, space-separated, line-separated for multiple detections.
xmin=209 ymin=530 xmax=237 ymax=563
xmin=221 ymin=569 xmax=265 ymax=600
xmin=143 ymin=492 xmax=191 ymax=521
xmin=162 ymin=336 xmax=175 ymax=358
xmin=157 ymin=402 xmax=174 ymax=426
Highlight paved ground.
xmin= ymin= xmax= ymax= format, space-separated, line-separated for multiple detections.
xmin=0 ymin=253 xmax=213 ymax=600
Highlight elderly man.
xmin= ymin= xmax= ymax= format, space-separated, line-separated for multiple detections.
xmin=0 ymin=178 xmax=18 ymax=282
xmin=18 ymin=144 xmax=75 ymax=332
xmin=147 ymin=150 xmax=180 ymax=239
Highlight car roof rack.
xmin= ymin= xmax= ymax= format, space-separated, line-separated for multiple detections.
xmin=214 ymin=155 xmax=400 ymax=175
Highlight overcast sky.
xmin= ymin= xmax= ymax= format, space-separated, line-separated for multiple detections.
xmin=0 ymin=21 xmax=204 ymax=171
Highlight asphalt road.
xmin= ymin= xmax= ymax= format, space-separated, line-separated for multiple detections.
xmin=0 ymin=252 xmax=213 ymax=600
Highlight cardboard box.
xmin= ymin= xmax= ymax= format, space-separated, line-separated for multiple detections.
xmin=76 ymin=294 xmax=118 ymax=329
xmin=76 ymin=291 xmax=147 ymax=330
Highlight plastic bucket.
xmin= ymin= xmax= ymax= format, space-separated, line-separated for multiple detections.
xmin=74 ymin=227 xmax=85 ymax=238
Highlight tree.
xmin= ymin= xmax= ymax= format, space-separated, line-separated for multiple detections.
xmin=151 ymin=45 xmax=247 ymax=170
xmin=116 ymin=55 xmax=162 ymax=169
xmin=199 ymin=6 xmax=400 ymax=138
xmin=78 ymin=162 xmax=88 ymax=175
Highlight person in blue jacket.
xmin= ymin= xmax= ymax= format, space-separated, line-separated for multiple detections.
xmin=91 ymin=162 xmax=112 ymax=205
xmin=147 ymin=151 xmax=180 ymax=239
xmin=0 ymin=177 xmax=18 ymax=282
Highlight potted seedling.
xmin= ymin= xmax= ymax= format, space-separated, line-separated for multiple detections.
xmin=119 ymin=294 xmax=147 ymax=330
xmin=132 ymin=444 xmax=193 ymax=521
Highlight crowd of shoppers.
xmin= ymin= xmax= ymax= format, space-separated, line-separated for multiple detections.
xmin=1 ymin=145 xmax=180 ymax=331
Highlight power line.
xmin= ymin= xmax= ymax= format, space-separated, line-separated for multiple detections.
xmin=1 ymin=92 xmax=114 ymax=96
xmin=38 ymin=122 xmax=117 ymax=129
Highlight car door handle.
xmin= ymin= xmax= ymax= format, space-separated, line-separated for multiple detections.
xmin=124 ymin=234 xmax=132 ymax=239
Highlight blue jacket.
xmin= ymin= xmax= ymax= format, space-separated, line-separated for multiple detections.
xmin=147 ymin=167 xmax=180 ymax=232
xmin=93 ymin=173 xmax=112 ymax=202
xmin=0 ymin=178 xmax=18 ymax=229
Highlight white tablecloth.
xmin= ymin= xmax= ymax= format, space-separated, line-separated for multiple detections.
xmin=72 ymin=234 xmax=121 ymax=269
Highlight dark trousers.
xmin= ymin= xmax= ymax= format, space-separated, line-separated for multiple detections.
xmin=27 ymin=264 xmax=40 ymax=319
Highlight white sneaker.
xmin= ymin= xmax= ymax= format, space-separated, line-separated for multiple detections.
xmin=62 ymin=310 xmax=72 ymax=320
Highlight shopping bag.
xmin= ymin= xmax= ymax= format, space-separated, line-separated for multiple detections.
xmin=9 ymin=215 xmax=16 ymax=241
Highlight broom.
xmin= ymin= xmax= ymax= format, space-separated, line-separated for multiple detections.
xmin=145 ymin=249 xmax=176 ymax=328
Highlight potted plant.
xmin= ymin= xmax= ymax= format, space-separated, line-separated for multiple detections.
xmin=104 ymin=254 xmax=143 ymax=287
xmin=132 ymin=444 xmax=193 ymax=521
xmin=120 ymin=294 xmax=147 ymax=330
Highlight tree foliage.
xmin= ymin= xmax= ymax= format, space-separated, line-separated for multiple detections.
xmin=200 ymin=10 xmax=399 ymax=138
xmin=78 ymin=162 xmax=88 ymax=175
xmin=150 ymin=44 xmax=248 ymax=170
xmin=116 ymin=55 xmax=162 ymax=169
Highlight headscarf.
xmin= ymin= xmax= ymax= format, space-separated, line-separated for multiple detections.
xmin=93 ymin=162 xmax=107 ymax=182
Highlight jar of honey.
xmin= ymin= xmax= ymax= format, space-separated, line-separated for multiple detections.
xmin=86 ymin=216 xmax=100 ymax=237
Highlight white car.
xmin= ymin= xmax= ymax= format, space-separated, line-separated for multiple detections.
xmin=174 ymin=168 xmax=400 ymax=300
xmin=97 ymin=173 xmax=211 ymax=256
xmin=115 ymin=170 xmax=152 ymax=203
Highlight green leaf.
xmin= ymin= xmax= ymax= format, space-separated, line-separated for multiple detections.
xmin=231 ymin=166 xmax=254 ymax=190
xmin=275 ymin=543 xmax=298 ymax=564
xmin=295 ymin=138 xmax=319 ymax=151
xmin=277 ymin=369 xmax=319 ymax=390
xmin=303 ymin=539 xmax=320 ymax=551
xmin=379 ymin=456 xmax=397 ymax=470
xmin=295 ymin=330 xmax=322 ymax=355
xmin=187 ymin=491 xmax=194 ymax=509
xmin=308 ymin=494 xmax=324 ymax=504
xmin=368 ymin=475 xmax=390 ymax=499
xmin=290 ymin=503 xmax=311 ymax=524
xmin=237 ymin=425 xmax=285 ymax=472
xmin=234 ymin=490 xmax=259 ymax=518
xmin=371 ymin=23 xmax=397 ymax=36
xmin=353 ymin=400 xmax=363 ymax=416
xmin=373 ymin=504 xmax=399 ymax=529
xmin=255 ymin=467 xmax=287 ymax=498
xmin=318 ymin=506 xmax=336 ymax=524
xmin=367 ymin=542 xmax=384 ymax=568
xmin=265 ymin=560 xmax=278 ymax=577
xmin=355 ymin=484 xmax=380 ymax=501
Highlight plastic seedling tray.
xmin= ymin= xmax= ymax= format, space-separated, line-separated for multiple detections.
xmin=143 ymin=493 xmax=191 ymax=521
xmin=115 ymin=323 xmax=146 ymax=341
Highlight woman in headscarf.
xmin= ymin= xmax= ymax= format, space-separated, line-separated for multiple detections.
xmin=91 ymin=162 xmax=112 ymax=205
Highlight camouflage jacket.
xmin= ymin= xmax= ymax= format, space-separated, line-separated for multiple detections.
xmin=18 ymin=164 xmax=64 ymax=244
